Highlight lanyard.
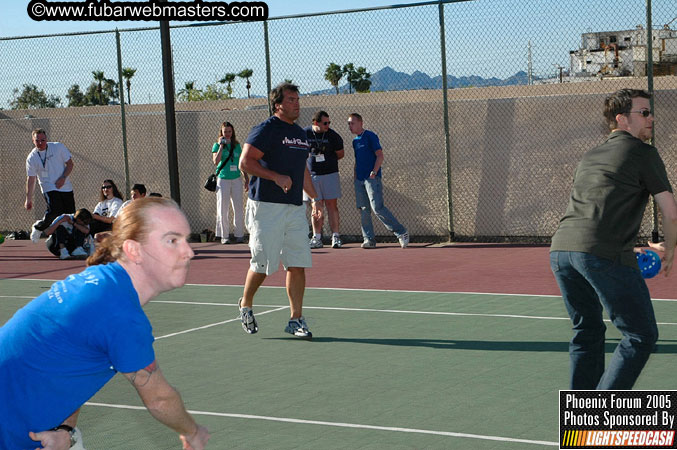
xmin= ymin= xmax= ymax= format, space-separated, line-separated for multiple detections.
xmin=312 ymin=130 xmax=326 ymax=154
xmin=37 ymin=148 xmax=48 ymax=168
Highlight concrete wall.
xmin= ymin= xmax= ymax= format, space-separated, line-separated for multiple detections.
xmin=2 ymin=77 xmax=676 ymax=240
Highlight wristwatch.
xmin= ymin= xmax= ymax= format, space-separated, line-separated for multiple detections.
xmin=51 ymin=424 xmax=77 ymax=447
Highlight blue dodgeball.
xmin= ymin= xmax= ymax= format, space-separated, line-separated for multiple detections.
xmin=637 ymin=250 xmax=661 ymax=279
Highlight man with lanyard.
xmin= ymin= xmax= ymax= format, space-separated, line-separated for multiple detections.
xmin=237 ymin=82 xmax=318 ymax=338
xmin=305 ymin=111 xmax=344 ymax=249
xmin=25 ymin=128 xmax=75 ymax=243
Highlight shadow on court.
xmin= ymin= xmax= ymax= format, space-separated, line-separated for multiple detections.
xmin=265 ymin=337 xmax=677 ymax=353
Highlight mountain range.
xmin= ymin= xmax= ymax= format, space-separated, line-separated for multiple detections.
xmin=310 ymin=66 xmax=535 ymax=95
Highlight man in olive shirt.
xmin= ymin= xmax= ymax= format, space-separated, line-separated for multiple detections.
xmin=550 ymin=89 xmax=677 ymax=390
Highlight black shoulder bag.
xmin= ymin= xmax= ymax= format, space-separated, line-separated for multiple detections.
xmin=204 ymin=145 xmax=234 ymax=192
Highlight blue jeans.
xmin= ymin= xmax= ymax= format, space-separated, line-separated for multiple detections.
xmin=354 ymin=178 xmax=406 ymax=241
xmin=550 ymin=251 xmax=658 ymax=390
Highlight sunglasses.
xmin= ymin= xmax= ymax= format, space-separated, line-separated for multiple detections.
xmin=321 ymin=121 xmax=330 ymax=125
xmin=101 ymin=185 xmax=113 ymax=189
xmin=628 ymin=110 xmax=652 ymax=118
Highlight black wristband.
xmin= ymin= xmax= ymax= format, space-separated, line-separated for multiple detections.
xmin=51 ymin=425 xmax=76 ymax=447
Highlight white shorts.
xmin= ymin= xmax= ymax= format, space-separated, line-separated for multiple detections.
xmin=246 ymin=199 xmax=312 ymax=275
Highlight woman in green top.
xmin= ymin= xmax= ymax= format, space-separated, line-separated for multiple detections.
xmin=212 ymin=122 xmax=248 ymax=244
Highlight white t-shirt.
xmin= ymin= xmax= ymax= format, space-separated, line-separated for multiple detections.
xmin=116 ymin=199 xmax=133 ymax=217
xmin=93 ymin=197 xmax=124 ymax=218
xmin=25 ymin=142 xmax=74 ymax=193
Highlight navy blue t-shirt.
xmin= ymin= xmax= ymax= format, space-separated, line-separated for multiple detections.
xmin=304 ymin=126 xmax=344 ymax=175
xmin=246 ymin=116 xmax=311 ymax=206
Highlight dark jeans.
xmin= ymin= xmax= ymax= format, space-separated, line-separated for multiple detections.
xmin=89 ymin=219 xmax=112 ymax=236
xmin=550 ymin=251 xmax=658 ymax=390
xmin=34 ymin=190 xmax=75 ymax=231
xmin=46 ymin=226 xmax=87 ymax=256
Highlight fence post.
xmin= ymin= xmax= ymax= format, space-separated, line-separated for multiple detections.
xmin=439 ymin=2 xmax=454 ymax=241
xmin=160 ymin=21 xmax=181 ymax=205
xmin=264 ymin=20 xmax=272 ymax=115
xmin=646 ymin=0 xmax=659 ymax=243
xmin=115 ymin=29 xmax=131 ymax=198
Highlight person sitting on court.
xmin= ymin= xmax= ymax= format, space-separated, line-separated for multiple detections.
xmin=117 ymin=183 xmax=147 ymax=214
xmin=0 ymin=197 xmax=210 ymax=450
xmin=90 ymin=179 xmax=124 ymax=237
xmin=44 ymin=208 xmax=92 ymax=260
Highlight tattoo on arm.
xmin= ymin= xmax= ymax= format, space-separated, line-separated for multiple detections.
xmin=128 ymin=360 xmax=158 ymax=387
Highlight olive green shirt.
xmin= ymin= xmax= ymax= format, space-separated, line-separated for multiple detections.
xmin=551 ymin=131 xmax=672 ymax=267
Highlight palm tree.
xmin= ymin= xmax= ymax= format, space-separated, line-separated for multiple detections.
xmin=218 ymin=73 xmax=237 ymax=97
xmin=92 ymin=70 xmax=105 ymax=105
xmin=353 ymin=66 xmax=372 ymax=93
xmin=325 ymin=63 xmax=343 ymax=95
xmin=342 ymin=64 xmax=355 ymax=94
xmin=238 ymin=69 xmax=253 ymax=98
xmin=177 ymin=81 xmax=197 ymax=102
xmin=121 ymin=67 xmax=136 ymax=104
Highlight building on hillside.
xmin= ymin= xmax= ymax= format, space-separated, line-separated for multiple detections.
xmin=569 ymin=24 xmax=677 ymax=78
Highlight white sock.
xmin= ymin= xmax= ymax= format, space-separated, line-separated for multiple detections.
xmin=314 ymin=233 xmax=321 ymax=240
xmin=332 ymin=233 xmax=340 ymax=238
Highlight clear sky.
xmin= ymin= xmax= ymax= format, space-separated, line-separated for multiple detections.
xmin=0 ymin=0 xmax=671 ymax=105
xmin=0 ymin=1 xmax=426 ymax=38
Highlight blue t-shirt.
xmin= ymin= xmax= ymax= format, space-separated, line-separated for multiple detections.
xmin=0 ymin=262 xmax=154 ymax=449
xmin=246 ymin=116 xmax=310 ymax=206
xmin=353 ymin=130 xmax=382 ymax=181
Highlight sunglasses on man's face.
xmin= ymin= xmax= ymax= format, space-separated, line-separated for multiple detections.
xmin=628 ymin=109 xmax=652 ymax=118
xmin=321 ymin=121 xmax=330 ymax=125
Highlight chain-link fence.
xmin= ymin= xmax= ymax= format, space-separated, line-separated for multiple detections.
xmin=1 ymin=0 xmax=676 ymax=243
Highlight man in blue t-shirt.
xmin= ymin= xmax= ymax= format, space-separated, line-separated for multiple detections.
xmin=238 ymin=83 xmax=318 ymax=339
xmin=0 ymin=198 xmax=210 ymax=450
xmin=348 ymin=113 xmax=408 ymax=249
xmin=305 ymin=110 xmax=345 ymax=249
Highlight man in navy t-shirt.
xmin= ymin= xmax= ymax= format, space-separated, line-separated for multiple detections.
xmin=238 ymin=83 xmax=318 ymax=339
xmin=305 ymin=110 xmax=345 ymax=249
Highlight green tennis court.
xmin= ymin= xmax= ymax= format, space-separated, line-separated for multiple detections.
xmin=3 ymin=278 xmax=677 ymax=449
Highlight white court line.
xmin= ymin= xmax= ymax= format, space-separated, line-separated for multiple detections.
xmin=84 ymin=401 xmax=558 ymax=447
xmin=149 ymin=300 xmax=677 ymax=326
xmin=154 ymin=306 xmax=287 ymax=340
xmin=4 ymin=279 xmax=677 ymax=301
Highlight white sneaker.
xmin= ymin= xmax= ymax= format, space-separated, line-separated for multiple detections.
xmin=398 ymin=232 xmax=410 ymax=248
xmin=71 ymin=247 xmax=87 ymax=257
xmin=59 ymin=248 xmax=70 ymax=260
xmin=284 ymin=316 xmax=312 ymax=339
xmin=86 ymin=236 xmax=96 ymax=256
xmin=30 ymin=224 xmax=42 ymax=243
xmin=331 ymin=235 xmax=342 ymax=248
xmin=309 ymin=236 xmax=323 ymax=249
